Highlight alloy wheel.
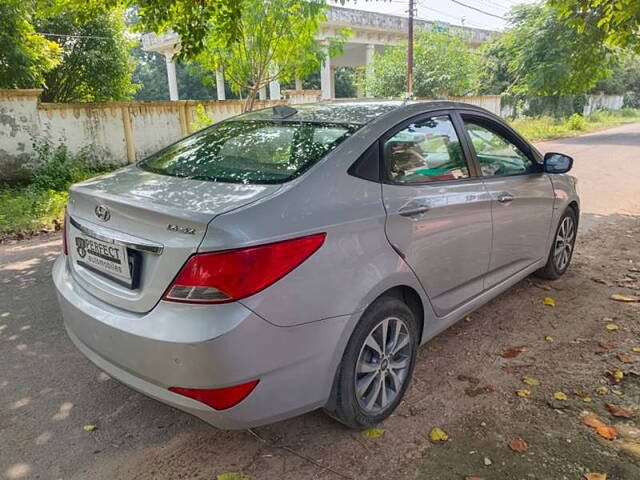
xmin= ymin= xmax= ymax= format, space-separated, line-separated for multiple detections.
xmin=354 ymin=316 xmax=412 ymax=414
xmin=554 ymin=216 xmax=575 ymax=272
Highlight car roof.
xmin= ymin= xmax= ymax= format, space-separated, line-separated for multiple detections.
xmin=237 ymin=100 xmax=493 ymax=126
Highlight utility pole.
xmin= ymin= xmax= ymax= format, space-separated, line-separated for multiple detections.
xmin=407 ymin=0 xmax=415 ymax=99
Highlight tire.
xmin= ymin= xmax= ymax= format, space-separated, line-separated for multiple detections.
xmin=325 ymin=296 xmax=419 ymax=429
xmin=535 ymin=207 xmax=578 ymax=280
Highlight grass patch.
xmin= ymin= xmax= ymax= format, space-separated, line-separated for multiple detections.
xmin=0 ymin=141 xmax=115 ymax=240
xmin=510 ymin=108 xmax=640 ymax=142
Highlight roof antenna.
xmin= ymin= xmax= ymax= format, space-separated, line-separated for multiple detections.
xmin=272 ymin=105 xmax=298 ymax=119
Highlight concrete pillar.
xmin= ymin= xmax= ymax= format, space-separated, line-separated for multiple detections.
xmin=320 ymin=54 xmax=332 ymax=100
xmin=258 ymin=86 xmax=267 ymax=100
xmin=269 ymin=79 xmax=281 ymax=100
xmin=215 ymin=67 xmax=226 ymax=100
xmin=164 ymin=52 xmax=179 ymax=101
xmin=295 ymin=78 xmax=303 ymax=90
xmin=365 ymin=44 xmax=375 ymax=98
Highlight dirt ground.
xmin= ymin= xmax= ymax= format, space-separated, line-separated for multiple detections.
xmin=1 ymin=124 xmax=640 ymax=480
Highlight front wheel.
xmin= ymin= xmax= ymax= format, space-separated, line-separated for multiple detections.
xmin=535 ymin=207 xmax=578 ymax=280
xmin=325 ymin=296 xmax=419 ymax=429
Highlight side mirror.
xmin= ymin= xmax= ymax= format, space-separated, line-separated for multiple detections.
xmin=543 ymin=152 xmax=573 ymax=174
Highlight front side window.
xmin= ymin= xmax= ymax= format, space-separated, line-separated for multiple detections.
xmin=139 ymin=120 xmax=357 ymax=184
xmin=383 ymin=115 xmax=469 ymax=184
xmin=464 ymin=121 xmax=537 ymax=177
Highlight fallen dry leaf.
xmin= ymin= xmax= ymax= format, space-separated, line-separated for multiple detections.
xmin=633 ymin=347 xmax=640 ymax=353
xmin=429 ymin=427 xmax=449 ymax=442
xmin=596 ymin=424 xmax=619 ymax=440
xmin=464 ymin=316 xmax=472 ymax=322
xmin=544 ymin=335 xmax=554 ymax=342
xmin=508 ymin=437 xmax=528 ymax=453
xmin=465 ymin=477 xmax=488 ymax=480
xmin=584 ymin=474 xmax=607 ymax=480
xmin=611 ymin=388 xmax=624 ymax=396
xmin=596 ymin=386 xmax=609 ymax=395
xmin=465 ymin=385 xmax=495 ymax=397
xmin=83 ymin=424 xmax=97 ymax=432
xmin=610 ymin=293 xmax=639 ymax=302
xmin=217 ymin=474 xmax=250 ymax=480
xmin=607 ymin=404 xmax=634 ymax=418
xmin=542 ymin=296 xmax=556 ymax=306
xmin=501 ymin=346 xmax=526 ymax=358
xmin=581 ymin=413 xmax=619 ymax=440
xmin=515 ymin=389 xmax=531 ymax=398
xmin=553 ymin=391 xmax=568 ymax=401
xmin=598 ymin=341 xmax=617 ymax=350
xmin=362 ymin=428 xmax=385 ymax=439
xmin=605 ymin=324 xmax=620 ymax=331
xmin=582 ymin=414 xmax=606 ymax=429
xmin=427 ymin=345 xmax=442 ymax=352
xmin=582 ymin=396 xmax=592 ymax=403
xmin=522 ymin=376 xmax=540 ymax=386
xmin=609 ymin=369 xmax=624 ymax=383
xmin=618 ymin=354 xmax=637 ymax=363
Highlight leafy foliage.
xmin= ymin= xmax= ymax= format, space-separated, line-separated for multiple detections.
xmin=482 ymin=4 xmax=613 ymax=96
xmin=197 ymin=0 xmax=346 ymax=111
xmin=36 ymin=10 xmax=139 ymax=102
xmin=550 ymin=0 xmax=640 ymax=52
xmin=360 ymin=30 xmax=480 ymax=98
xmin=0 ymin=0 xmax=62 ymax=88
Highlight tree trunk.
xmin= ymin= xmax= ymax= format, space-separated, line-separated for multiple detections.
xmin=243 ymin=87 xmax=258 ymax=112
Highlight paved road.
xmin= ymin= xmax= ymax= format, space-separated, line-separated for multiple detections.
xmin=1 ymin=123 xmax=639 ymax=480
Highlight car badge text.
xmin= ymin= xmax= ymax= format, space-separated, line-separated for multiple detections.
xmin=167 ymin=224 xmax=196 ymax=235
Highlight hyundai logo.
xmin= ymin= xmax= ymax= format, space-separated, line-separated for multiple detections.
xmin=94 ymin=205 xmax=111 ymax=222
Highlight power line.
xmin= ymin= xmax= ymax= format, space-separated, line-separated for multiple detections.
xmin=40 ymin=32 xmax=111 ymax=40
xmin=447 ymin=0 xmax=506 ymax=19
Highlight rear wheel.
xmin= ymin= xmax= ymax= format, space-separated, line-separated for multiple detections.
xmin=535 ymin=207 xmax=577 ymax=280
xmin=325 ymin=296 xmax=418 ymax=429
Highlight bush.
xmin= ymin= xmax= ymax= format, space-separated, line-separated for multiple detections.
xmin=0 ymin=138 xmax=116 ymax=239
xmin=30 ymin=139 xmax=106 ymax=191
xmin=564 ymin=113 xmax=587 ymax=130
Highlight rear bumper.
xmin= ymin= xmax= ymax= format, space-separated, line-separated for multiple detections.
xmin=52 ymin=255 xmax=350 ymax=429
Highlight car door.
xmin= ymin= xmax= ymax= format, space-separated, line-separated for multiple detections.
xmin=459 ymin=113 xmax=555 ymax=289
xmin=382 ymin=112 xmax=493 ymax=317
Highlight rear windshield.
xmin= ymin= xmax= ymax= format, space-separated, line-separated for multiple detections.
xmin=138 ymin=120 xmax=358 ymax=184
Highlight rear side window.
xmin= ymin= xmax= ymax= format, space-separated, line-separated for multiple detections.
xmin=383 ymin=115 xmax=469 ymax=184
xmin=139 ymin=120 xmax=357 ymax=184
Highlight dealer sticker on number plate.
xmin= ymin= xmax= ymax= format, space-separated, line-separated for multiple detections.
xmin=72 ymin=234 xmax=131 ymax=282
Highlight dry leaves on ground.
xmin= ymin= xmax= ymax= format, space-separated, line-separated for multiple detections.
xmin=610 ymin=293 xmax=639 ymax=302
xmin=606 ymin=404 xmax=634 ymax=418
xmin=617 ymin=354 xmax=637 ymax=363
xmin=553 ymin=391 xmax=568 ymax=401
xmin=605 ymin=324 xmax=620 ymax=331
xmin=598 ymin=341 xmax=617 ymax=350
xmin=501 ymin=346 xmax=526 ymax=358
xmin=362 ymin=428 xmax=385 ymax=439
xmin=581 ymin=413 xmax=619 ymax=440
xmin=522 ymin=376 xmax=540 ymax=386
xmin=584 ymin=474 xmax=607 ymax=480
xmin=515 ymin=389 xmax=531 ymax=398
xmin=508 ymin=437 xmax=528 ymax=453
xmin=542 ymin=296 xmax=556 ymax=306
xmin=429 ymin=427 xmax=449 ymax=443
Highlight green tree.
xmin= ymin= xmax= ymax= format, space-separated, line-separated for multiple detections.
xmin=483 ymin=4 xmax=613 ymax=96
xmin=361 ymin=30 xmax=480 ymax=98
xmin=549 ymin=0 xmax=640 ymax=52
xmin=197 ymin=0 xmax=346 ymax=111
xmin=36 ymin=10 xmax=139 ymax=102
xmin=0 ymin=0 xmax=61 ymax=88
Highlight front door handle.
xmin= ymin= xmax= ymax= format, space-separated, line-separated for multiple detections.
xmin=497 ymin=192 xmax=514 ymax=204
xmin=399 ymin=201 xmax=430 ymax=217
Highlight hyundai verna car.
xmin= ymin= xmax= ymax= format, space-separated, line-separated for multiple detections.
xmin=53 ymin=101 xmax=579 ymax=429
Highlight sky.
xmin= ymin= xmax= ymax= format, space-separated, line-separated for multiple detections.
xmin=329 ymin=0 xmax=539 ymax=31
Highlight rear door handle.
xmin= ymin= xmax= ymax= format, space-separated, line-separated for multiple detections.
xmin=399 ymin=201 xmax=430 ymax=217
xmin=497 ymin=192 xmax=514 ymax=204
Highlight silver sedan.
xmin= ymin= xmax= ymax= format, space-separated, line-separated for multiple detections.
xmin=53 ymin=101 xmax=579 ymax=429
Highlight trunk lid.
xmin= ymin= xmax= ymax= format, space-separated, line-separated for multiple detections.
xmin=66 ymin=166 xmax=280 ymax=313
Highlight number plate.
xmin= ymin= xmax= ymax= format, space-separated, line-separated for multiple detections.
xmin=71 ymin=233 xmax=132 ymax=285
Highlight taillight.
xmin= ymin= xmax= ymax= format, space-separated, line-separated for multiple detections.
xmin=169 ymin=380 xmax=259 ymax=410
xmin=164 ymin=233 xmax=326 ymax=304
xmin=62 ymin=207 xmax=68 ymax=255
